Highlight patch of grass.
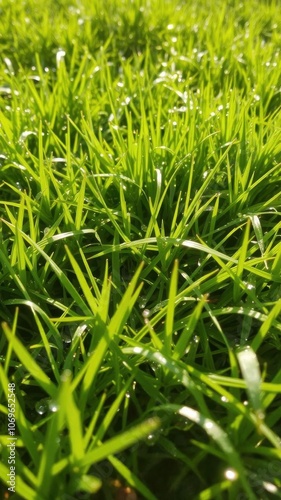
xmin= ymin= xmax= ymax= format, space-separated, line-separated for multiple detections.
xmin=1 ymin=0 xmax=281 ymax=498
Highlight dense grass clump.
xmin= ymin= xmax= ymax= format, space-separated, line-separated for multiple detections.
xmin=0 ymin=0 xmax=281 ymax=498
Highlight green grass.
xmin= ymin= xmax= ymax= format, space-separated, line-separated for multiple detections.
xmin=0 ymin=0 xmax=281 ymax=498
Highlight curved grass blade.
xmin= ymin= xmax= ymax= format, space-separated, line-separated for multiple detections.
xmin=78 ymin=417 xmax=160 ymax=468
xmin=237 ymin=347 xmax=264 ymax=422
xmin=2 ymin=322 xmax=56 ymax=398
xmin=178 ymin=406 xmax=255 ymax=499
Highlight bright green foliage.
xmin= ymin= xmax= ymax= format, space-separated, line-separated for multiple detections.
xmin=0 ymin=0 xmax=281 ymax=498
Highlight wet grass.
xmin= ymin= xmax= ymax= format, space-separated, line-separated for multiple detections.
xmin=0 ymin=0 xmax=281 ymax=498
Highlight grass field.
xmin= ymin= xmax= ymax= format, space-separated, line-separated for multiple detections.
xmin=0 ymin=0 xmax=281 ymax=498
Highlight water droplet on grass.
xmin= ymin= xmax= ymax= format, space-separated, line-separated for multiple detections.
xmin=49 ymin=400 xmax=59 ymax=412
xmin=225 ymin=469 xmax=238 ymax=480
xmin=245 ymin=282 xmax=255 ymax=291
xmin=4 ymin=57 xmax=14 ymax=75
xmin=56 ymin=49 xmax=66 ymax=67
xmin=155 ymin=353 xmax=167 ymax=365
xmin=73 ymin=323 xmax=88 ymax=338
xmin=52 ymin=157 xmax=67 ymax=163
xmin=62 ymin=333 xmax=72 ymax=346
xmin=35 ymin=398 xmax=50 ymax=415
xmin=204 ymin=420 xmax=214 ymax=430
xmin=138 ymin=297 xmax=147 ymax=309
xmin=133 ymin=347 xmax=142 ymax=354
xmin=146 ymin=433 xmax=157 ymax=446
xmin=142 ymin=309 xmax=150 ymax=318
xmin=263 ymin=482 xmax=278 ymax=493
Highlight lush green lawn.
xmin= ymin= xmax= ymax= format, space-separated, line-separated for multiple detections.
xmin=0 ymin=0 xmax=281 ymax=498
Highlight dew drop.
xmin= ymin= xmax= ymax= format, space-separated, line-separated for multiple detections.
xmin=49 ymin=400 xmax=59 ymax=413
xmin=138 ymin=297 xmax=147 ymax=309
xmin=142 ymin=309 xmax=150 ymax=318
xmin=146 ymin=433 xmax=157 ymax=446
xmin=56 ymin=49 xmax=66 ymax=67
xmin=204 ymin=420 xmax=214 ymax=430
xmin=62 ymin=333 xmax=72 ymax=346
xmin=133 ymin=347 xmax=142 ymax=354
xmin=263 ymin=482 xmax=278 ymax=493
xmin=35 ymin=398 xmax=50 ymax=415
xmin=225 ymin=468 xmax=238 ymax=481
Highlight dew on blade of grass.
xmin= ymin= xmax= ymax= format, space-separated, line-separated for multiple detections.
xmin=225 ymin=469 xmax=238 ymax=480
xmin=0 ymin=86 xmax=12 ymax=95
xmin=150 ymin=361 xmax=159 ymax=374
xmin=73 ymin=323 xmax=88 ymax=338
xmin=13 ymin=162 xmax=26 ymax=171
xmin=146 ymin=433 xmax=158 ymax=446
xmin=154 ymin=352 xmax=167 ymax=365
xmin=62 ymin=332 xmax=72 ymax=347
xmin=49 ymin=400 xmax=60 ymax=413
xmin=263 ymin=482 xmax=278 ymax=494
xmin=133 ymin=347 xmax=142 ymax=354
xmin=121 ymin=96 xmax=131 ymax=106
xmin=52 ymin=157 xmax=67 ymax=163
xmin=178 ymin=406 xmax=200 ymax=423
xmin=244 ymin=282 xmax=256 ymax=291
xmin=138 ymin=297 xmax=147 ymax=309
xmin=56 ymin=49 xmax=66 ymax=67
xmin=35 ymin=398 xmax=50 ymax=415
xmin=204 ymin=420 xmax=214 ymax=430
xmin=142 ymin=309 xmax=150 ymax=319
xmin=4 ymin=57 xmax=14 ymax=75
xmin=27 ymin=75 xmax=40 ymax=82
